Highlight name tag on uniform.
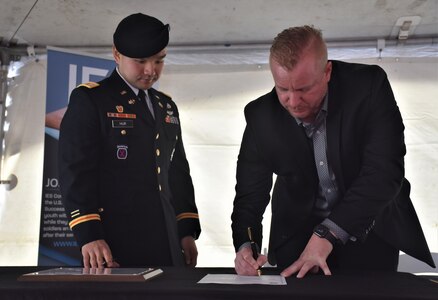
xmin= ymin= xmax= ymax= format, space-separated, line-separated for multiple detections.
xmin=112 ymin=120 xmax=134 ymax=128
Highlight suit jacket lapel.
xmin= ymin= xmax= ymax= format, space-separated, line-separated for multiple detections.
xmin=273 ymin=92 xmax=317 ymax=184
xmin=326 ymin=67 xmax=345 ymax=193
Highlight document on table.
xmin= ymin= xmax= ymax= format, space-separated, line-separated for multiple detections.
xmin=198 ymin=274 xmax=287 ymax=285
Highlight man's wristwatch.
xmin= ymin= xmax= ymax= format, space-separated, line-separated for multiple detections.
xmin=313 ymin=224 xmax=339 ymax=246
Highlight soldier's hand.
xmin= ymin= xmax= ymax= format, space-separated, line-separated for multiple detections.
xmin=181 ymin=236 xmax=198 ymax=267
xmin=81 ymin=239 xmax=120 ymax=268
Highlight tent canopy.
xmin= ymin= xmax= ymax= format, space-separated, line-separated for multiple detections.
xmin=0 ymin=0 xmax=437 ymax=64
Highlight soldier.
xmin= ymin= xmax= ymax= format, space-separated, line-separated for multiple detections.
xmin=59 ymin=13 xmax=201 ymax=268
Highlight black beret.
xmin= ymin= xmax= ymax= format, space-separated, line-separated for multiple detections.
xmin=113 ymin=13 xmax=170 ymax=58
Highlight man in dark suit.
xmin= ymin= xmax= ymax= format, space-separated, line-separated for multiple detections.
xmin=232 ymin=25 xmax=435 ymax=278
xmin=59 ymin=13 xmax=201 ymax=268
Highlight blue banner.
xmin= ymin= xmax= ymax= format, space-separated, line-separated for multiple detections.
xmin=39 ymin=48 xmax=115 ymax=266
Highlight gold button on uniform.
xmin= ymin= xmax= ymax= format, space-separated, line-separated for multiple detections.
xmin=121 ymin=130 xmax=126 ymax=135
xmin=155 ymin=132 xmax=162 ymax=191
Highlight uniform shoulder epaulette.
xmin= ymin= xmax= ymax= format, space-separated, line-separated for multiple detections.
xmin=77 ymin=82 xmax=100 ymax=89
xmin=158 ymin=90 xmax=172 ymax=99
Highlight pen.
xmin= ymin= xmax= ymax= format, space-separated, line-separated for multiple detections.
xmin=247 ymin=227 xmax=262 ymax=276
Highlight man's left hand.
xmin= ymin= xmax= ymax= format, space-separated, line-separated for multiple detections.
xmin=280 ymin=234 xmax=333 ymax=278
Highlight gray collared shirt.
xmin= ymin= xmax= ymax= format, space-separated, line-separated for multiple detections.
xmin=295 ymin=94 xmax=351 ymax=244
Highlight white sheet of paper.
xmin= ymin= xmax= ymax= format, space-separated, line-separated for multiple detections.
xmin=197 ymin=274 xmax=287 ymax=285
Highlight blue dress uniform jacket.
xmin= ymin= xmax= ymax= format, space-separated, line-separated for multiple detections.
xmin=231 ymin=61 xmax=435 ymax=268
xmin=59 ymin=70 xmax=201 ymax=267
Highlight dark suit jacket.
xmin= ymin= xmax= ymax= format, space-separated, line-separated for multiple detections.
xmin=59 ymin=70 xmax=201 ymax=266
xmin=231 ymin=60 xmax=435 ymax=268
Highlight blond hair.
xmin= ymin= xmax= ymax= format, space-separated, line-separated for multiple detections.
xmin=270 ymin=25 xmax=327 ymax=70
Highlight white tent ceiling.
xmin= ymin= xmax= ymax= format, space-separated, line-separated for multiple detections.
xmin=0 ymin=0 xmax=437 ymax=63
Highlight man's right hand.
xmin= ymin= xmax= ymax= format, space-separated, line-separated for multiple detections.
xmin=81 ymin=239 xmax=119 ymax=268
xmin=234 ymin=246 xmax=267 ymax=276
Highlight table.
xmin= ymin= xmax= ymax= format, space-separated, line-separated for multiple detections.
xmin=0 ymin=267 xmax=437 ymax=300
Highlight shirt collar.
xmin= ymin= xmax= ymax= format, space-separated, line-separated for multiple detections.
xmin=116 ymin=67 xmax=145 ymax=97
xmin=294 ymin=93 xmax=329 ymax=127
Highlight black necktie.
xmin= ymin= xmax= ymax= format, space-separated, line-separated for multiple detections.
xmin=137 ymin=89 xmax=155 ymax=122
